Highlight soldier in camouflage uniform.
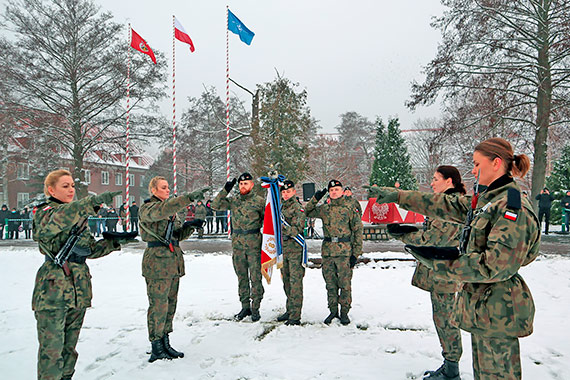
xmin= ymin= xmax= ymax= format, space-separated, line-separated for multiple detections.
xmin=32 ymin=170 xmax=125 ymax=380
xmin=387 ymin=166 xmax=466 ymax=380
xmin=276 ymin=180 xmax=306 ymax=325
xmin=212 ymin=172 xmax=266 ymax=321
xmin=371 ymin=138 xmax=540 ymax=380
xmin=139 ymin=176 xmax=207 ymax=362
xmin=344 ymin=186 xmax=362 ymax=215
xmin=193 ymin=200 xmax=207 ymax=238
xmin=305 ymin=179 xmax=363 ymax=325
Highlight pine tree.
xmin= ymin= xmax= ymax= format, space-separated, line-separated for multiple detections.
xmin=546 ymin=144 xmax=570 ymax=224
xmin=369 ymin=117 xmax=417 ymax=190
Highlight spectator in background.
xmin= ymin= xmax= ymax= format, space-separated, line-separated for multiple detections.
xmin=0 ymin=204 xmax=10 ymax=240
xmin=561 ymin=190 xmax=570 ymax=233
xmin=130 ymin=201 xmax=139 ymax=232
xmin=106 ymin=206 xmax=118 ymax=232
xmin=215 ymin=209 xmax=227 ymax=233
xmin=8 ymin=207 xmax=20 ymax=239
xmin=206 ymin=200 xmax=214 ymax=234
xmin=96 ymin=204 xmax=107 ymax=236
xmin=535 ymin=187 xmax=554 ymax=234
xmin=194 ymin=200 xmax=207 ymax=238
xmin=21 ymin=207 xmax=32 ymax=239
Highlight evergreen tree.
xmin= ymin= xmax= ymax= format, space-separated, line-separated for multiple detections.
xmin=369 ymin=117 xmax=417 ymax=191
xmin=546 ymin=144 xmax=570 ymax=224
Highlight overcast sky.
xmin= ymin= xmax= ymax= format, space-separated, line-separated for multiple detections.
xmin=2 ymin=0 xmax=446 ymax=133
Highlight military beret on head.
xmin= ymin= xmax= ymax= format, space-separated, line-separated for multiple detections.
xmin=238 ymin=172 xmax=253 ymax=182
xmin=344 ymin=186 xmax=352 ymax=191
xmin=281 ymin=180 xmax=295 ymax=191
xmin=328 ymin=179 xmax=342 ymax=189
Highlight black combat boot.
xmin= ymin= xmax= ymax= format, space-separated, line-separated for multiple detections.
xmin=277 ymin=312 xmax=289 ymax=322
xmin=423 ymin=359 xmax=460 ymax=380
xmin=234 ymin=307 xmax=252 ymax=321
xmin=149 ymin=339 xmax=172 ymax=363
xmin=162 ymin=333 xmax=184 ymax=358
xmin=251 ymin=309 xmax=261 ymax=322
xmin=339 ymin=311 xmax=350 ymax=325
xmin=324 ymin=311 xmax=338 ymax=324
xmin=285 ymin=319 xmax=301 ymax=326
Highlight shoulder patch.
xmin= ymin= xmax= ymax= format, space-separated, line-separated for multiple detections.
xmin=42 ymin=205 xmax=52 ymax=211
xmin=504 ymin=210 xmax=518 ymax=221
xmin=507 ymin=188 xmax=521 ymax=210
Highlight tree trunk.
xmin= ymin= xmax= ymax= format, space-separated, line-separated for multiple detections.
xmin=531 ymin=1 xmax=552 ymax=210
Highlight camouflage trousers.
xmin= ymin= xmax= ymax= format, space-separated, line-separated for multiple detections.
xmin=232 ymin=233 xmax=264 ymax=310
xmin=431 ymin=291 xmax=462 ymax=362
xmin=35 ymin=308 xmax=86 ymax=380
xmin=322 ymin=256 xmax=353 ymax=313
xmin=471 ymin=334 xmax=521 ymax=380
xmin=145 ymin=277 xmax=180 ymax=341
xmin=281 ymin=243 xmax=305 ymax=320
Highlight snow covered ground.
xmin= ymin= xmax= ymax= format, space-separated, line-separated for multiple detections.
xmin=1 ymin=243 xmax=569 ymax=379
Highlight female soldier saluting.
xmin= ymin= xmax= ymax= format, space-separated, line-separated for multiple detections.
xmin=139 ymin=176 xmax=208 ymax=362
xmin=371 ymin=138 xmax=540 ymax=380
xmin=387 ymin=165 xmax=466 ymax=380
xmin=33 ymin=170 xmax=127 ymax=380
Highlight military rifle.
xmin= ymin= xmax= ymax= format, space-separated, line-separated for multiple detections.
xmin=164 ymin=215 xmax=176 ymax=252
xmin=54 ymin=218 xmax=89 ymax=276
xmin=459 ymin=170 xmax=480 ymax=255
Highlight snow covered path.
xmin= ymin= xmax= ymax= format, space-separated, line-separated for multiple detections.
xmin=1 ymin=246 xmax=569 ymax=379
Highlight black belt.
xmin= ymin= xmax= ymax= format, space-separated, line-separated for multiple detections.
xmin=147 ymin=240 xmax=179 ymax=248
xmin=44 ymin=254 xmax=86 ymax=264
xmin=232 ymin=228 xmax=260 ymax=235
xmin=323 ymin=236 xmax=351 ymax=243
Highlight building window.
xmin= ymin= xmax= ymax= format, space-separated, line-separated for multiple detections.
xmin=115 ymin=195 xmax=123 ymax=209
xmin=101 ymin=171 xmax=109 ymax=185
xmin=115 ymin=173 xmax=123 ymax=186
xmin=17 ymin=193 xmax=30 ymax=209
xmin=415 ymin=172 xmax=428 ymax=185
xmin=83 ymin=170 xmax=91 ymax=184
xmin=17 ymin=163 xmax=30 ymax=180
xmin=129 ymin=174 xmax=135 ymax=187
xmin=140 ymin=175 xmax=145 ymax=187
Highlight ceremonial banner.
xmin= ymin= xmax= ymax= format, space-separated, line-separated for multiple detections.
xmin=260 ymin=175 xmax=285 ymax=283
xmin=227 ymin=9 xmax=255 ymax=45
xmin=130 ymin=29 xmax=156 ymax=64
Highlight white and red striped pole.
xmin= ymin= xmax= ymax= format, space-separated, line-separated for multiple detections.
xmin=172 ymin=15 xmax=178 ymax=195
xmin=226 ymin=6 xmax=231 ymax=237
xmin=125 ymin=24 xmax=131 ymax=231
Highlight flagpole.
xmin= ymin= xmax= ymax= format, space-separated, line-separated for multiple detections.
xmin=125 ymin=24 xmax=131 ymax=231
xmin=172 ymin=15 xmax=178 ymax=195
xmin=226 ymin=5 xmax=231 ymax=237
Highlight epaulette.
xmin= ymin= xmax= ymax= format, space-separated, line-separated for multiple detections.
xmin=507 ymin=188 xmax=521 ymax=210
xmin=144 ymin=198 xmax=152 ymax=204
xmin=36 ymin=202 xmax=48 ymax=209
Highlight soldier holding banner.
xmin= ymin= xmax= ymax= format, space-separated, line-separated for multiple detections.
xmin=277 ymin=180 xmax=306 ymax=326
xmin=212 ymin=172 xmax=266 ymax=322
xmin=305 ymin=179 xmax=363 ymax=325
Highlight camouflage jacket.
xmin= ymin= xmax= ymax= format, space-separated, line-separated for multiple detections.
xmin=139 ymin=194 xmax=197 ymax=279
xmin=281 ymin=196 xmax=305 ymax=254
xmin=398 ymin=175 xmax=540 ymax=337
xmin=211 ymin=188 xmax=265 ymax=231
xmin=346 ymin=195 xmax=363 ymax=215
xmin=32 ymin=197 xmax=120 ymax=311
xmin=194 ymin=204 xmax=207 ymax=220
xmin=305 ymin=195 xmax=363 ymax=257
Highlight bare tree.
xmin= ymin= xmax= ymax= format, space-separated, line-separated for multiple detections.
xmin=0 ymin=0 xmax=167 ymax=197
xmin=405 ymin=118 xmax=451 ymax=181
xmin=408 ymin=0 xmax=570 ymax=203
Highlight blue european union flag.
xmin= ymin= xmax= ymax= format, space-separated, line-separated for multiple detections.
xmin=228 ymin=9 xmax=255 ymax=45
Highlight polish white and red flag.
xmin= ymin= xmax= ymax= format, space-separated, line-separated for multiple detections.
xmin=260 ymin=175 xmax=284 ymax=284
xmin=174 ymin=17 xmax=195 ymax=52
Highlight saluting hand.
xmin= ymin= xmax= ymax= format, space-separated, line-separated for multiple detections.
xmin=224 ymin=178 xmax=237 ymax=192
xmin=314 ymin=188 xmax=328 ymax=201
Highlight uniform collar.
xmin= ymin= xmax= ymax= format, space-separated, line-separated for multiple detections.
xmin=48 ymin=196 xmax=64 ymax=204
xmin=485 ymin=174 xmax=513 ymax=193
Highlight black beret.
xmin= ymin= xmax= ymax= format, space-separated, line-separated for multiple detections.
xmin=328 ymin=179 xmax=342 ymax=189
xmin=281 ymin=180 xmax=295 ymax=191
xmin=238 ymin=172 xmax=253 ymax=182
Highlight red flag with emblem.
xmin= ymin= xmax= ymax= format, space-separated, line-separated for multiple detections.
xmin=130 ymin=29 xmax=157 ymax=64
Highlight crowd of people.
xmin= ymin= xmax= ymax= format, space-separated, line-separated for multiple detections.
xmin=25 ymin=137 xmax=559 ymax=380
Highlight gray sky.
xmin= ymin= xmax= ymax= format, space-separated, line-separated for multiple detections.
xmin=3 ymin=0 xmax=446 ymax=133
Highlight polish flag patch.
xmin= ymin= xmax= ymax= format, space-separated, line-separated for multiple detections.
xmin=42 ymin=206 xmax=52 ymax=211
xmin=504 ymin=211 xmax=518 ymax=221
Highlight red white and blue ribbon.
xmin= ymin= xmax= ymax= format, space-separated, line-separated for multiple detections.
xmin=281 ymin=217 xmax=308 ymax=268
xmin=260 ymin=175 xmax=285 ymax=283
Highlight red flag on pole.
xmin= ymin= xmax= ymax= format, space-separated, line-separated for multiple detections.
xmin=174 ymin=17 xmax=195 ymax=52
xmin=130 ymin=29 xmax=157 ymax=64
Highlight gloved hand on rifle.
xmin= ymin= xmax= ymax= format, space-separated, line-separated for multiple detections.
xmin=102 ymin=231 xmax=138 ymax=245
xmin=92 ymin=191 xmax=122 ymax=207
xmin=404 ymin=244 xmax=460 ymax=270
xmin=224 ymin=178 xmax=237 ymax=193
xmin=364 ymin=186 xmax=399 ymax=204
xmin=183 ymin=219 xmax=204 ymax=229
xmin=187 ymin=187 xmax=210 ymax=202
xmin=387 ymin=223 xmax=419 ymax=237
xmin=314 ymin=188 xmax=327 ymax=201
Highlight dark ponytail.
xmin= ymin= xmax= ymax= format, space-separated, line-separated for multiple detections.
xmin=436 ymin=165 xmax=466 ymax=195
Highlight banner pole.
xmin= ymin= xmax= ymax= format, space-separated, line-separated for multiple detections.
xmin=125 ymin=24 xmax=131 ymax=231
xmin=226 ymin=6 xmax=231 ymax=238
xmin=172 ymin=15 xmax=178 ymax=195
